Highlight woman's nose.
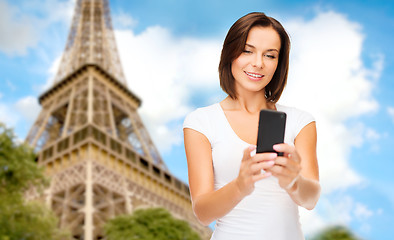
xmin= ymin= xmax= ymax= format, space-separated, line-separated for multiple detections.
xmin=252 ymin=55 xmax=264 ymax=68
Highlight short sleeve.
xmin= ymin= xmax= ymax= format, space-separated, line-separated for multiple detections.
xmin=183 ymin=108 xmax=213 ymax=144
xmin=294 ymin=108 xmax=315 ymax=137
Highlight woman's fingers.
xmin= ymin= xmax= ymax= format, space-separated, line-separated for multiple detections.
xmin=237 ymin=146 xmax=269 ymax=196
xmin=266 ymin=144 xmax=302 ymax=189
xmin=242 ymin=145 xmax=256 ymax=162
xmin=252 ymin=152 xmax=277 ymax=163
xmin=273 ymin=144 xmax=300 ymax=163
xmin=239 ymin=145 xmax=303 ymax=192
xmin=250 ymin=160 xmax=275 ymax=174
xmin=269 ymin=164 xmax=292 ymax=177
xmin=252 ymin=171 xmax=272 ymax=182
xmin=274 ymin=156 xmax=301 ymax=172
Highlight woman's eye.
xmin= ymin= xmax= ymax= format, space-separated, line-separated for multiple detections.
xmin=243 ymin=50 xmax=252 ymax=54
xmin=264 ymin=54 xmax=276 ymax=59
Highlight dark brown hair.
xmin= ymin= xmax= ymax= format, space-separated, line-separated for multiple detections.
xmin=218 ymin=12 xmax=290 ymax=102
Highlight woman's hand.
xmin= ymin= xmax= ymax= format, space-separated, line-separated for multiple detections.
xmin=235 ymin=145 xmax=276 ymax=197
xmin=267 ymin=143 xmax=302 ymax=191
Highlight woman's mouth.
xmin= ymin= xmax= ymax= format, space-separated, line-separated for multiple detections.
xmin=245 ymin=71 xmax=264 ymax=80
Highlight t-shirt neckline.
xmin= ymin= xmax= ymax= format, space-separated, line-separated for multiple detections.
xmin=215 ymin=102 xmax=282 ymax=146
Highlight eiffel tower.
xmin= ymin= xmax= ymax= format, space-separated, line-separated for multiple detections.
xmin=25 ymin=0 xmax=210 ymax=239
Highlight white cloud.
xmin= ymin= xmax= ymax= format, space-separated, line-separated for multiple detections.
xmin=365 ymin=128 xmax=380 ymax=141
xmin=19 ymin=0 xmax=75 ymax=27
xmin=363 ymin=128 xmax=381 ymax=152
xmin=115 ymin=25 xmax=222 ymax=152
xmin=0 ymin=102 xmax=19 ymax=127
xmin=0 ymin=0 xmax=74 ymax=57
xmin=113 ymin=11 xmax=139 ymax=29
xmin=279 ymin=11 xmax=381 ymax=194
xmin=0 ymin=0 xmax=39 ymax=55
xmin=354 ymin=202 xmax=373 ymax=220
xmin=276 ymin=11 xmax=383 ymax=235
xmin=299 ymin=207 xmax=326 ymax=236
xmin=388 ymin=107 xmax=394 ymax=123
xmin=14 ymin=96 xmax=41 ymax=124
xmin=42 ymin=0 xmax=75 ymax=24
xmin=302 ymin=195 xmax=376 ymax=236
xmin=40 ymin=54 xmax=62 ymax=92
xmin=0 ymin=95 xmax=40 ymax=139
xmin=317 ymin=195 xmax=354 ymax=227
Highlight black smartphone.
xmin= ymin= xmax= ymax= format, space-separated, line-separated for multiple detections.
xmin=256 ymin=109 xmax=286 ymax=155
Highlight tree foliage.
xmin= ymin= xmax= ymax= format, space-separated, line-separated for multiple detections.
xmin=0 ymin=122 xmax=70 ymax=240
xmin=0 ymin=123 xmax=47 ymax=195
xmin=104 ymin=207 xmax=200 ymax=240
xmin=310 ymin=225 xmax=361 ymax=240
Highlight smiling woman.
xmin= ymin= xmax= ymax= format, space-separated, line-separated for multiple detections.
xmin=183 ymin=12 xmax=320 ymax=240
xmin=230 ymin=26 xmax=280 ymax=98
xmin=218 ymin=13 xmax=290 ymax=103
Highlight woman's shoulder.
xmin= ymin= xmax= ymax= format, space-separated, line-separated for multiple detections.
xmin=276 ymin=104 xmax=315 ymax=136
xmin=186 ymin=102 xmax=221 ymax=118
xmin=183 ymin=103 xmax=221 ymax=128
xmin=183 ymin=103 xmax=221 ymax=142
xmin=276 ymin=104 xmax=314 ymax=119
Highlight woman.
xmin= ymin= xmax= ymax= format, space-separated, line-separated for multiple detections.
xmin=183 ymin=12 xmax=320 ymax=240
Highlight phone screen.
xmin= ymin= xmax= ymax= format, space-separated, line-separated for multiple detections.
xmin=256 ymin=109 xmax=286 ymax=154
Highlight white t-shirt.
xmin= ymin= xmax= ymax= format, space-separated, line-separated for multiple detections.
xmin=183 ymin=103 xmax=315 ymax=240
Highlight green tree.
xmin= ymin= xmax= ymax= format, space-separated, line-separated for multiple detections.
xmin=0 ymin=122 xmax=70 ymax=240
xmin=0 ymin=123 xmax=47 ymax=194
xmin=310 ymin=225 xmax=361 ymax=240
xmin=104 ymin=207 xmax=201 ymax=240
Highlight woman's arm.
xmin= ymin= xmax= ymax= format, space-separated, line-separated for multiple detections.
xmin=270 ymin=122 xmax=321 ymax=210
xmin=184 ymin=128 xmax=274 ymax=225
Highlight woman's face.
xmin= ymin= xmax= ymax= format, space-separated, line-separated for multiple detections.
xmin=231 ymin=26 xmax=281 ymax=97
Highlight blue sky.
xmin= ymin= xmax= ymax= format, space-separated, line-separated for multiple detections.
xmin=0 ymin=0 xmax=393 ymax=239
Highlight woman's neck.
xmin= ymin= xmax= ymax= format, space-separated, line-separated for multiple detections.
xmin=222 ymin=94 xmax=275 ymax=114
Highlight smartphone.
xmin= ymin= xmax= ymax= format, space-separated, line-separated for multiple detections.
xmin=256 ymin=109 xmax=286 ymax=155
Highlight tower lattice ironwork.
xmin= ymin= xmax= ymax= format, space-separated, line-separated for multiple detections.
xmin=25 ymin=0 xmax=210 ymax=239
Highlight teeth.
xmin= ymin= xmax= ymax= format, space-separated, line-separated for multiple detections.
xmin=245 ymin=72 xmax=263 ymax=78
